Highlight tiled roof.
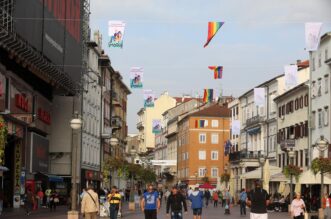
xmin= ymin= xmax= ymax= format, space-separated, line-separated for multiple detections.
xmin=189 ymin=104 xmax=231 ymax=117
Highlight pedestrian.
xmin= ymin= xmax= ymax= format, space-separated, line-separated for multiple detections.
xmin=165 ymin=189 xmax=171 ymax=203
xmin=166 ymin=186 xmax=188 ymax=219
xmin=37 ymin=189 xmax=44 ymax=209
xmin=239 ymin=188 xmax=247 ymax=216
xmin=108 ymin=186 xmax=121 ymax=219
xmin=81 ymin=185 xmax=99 ymax=219
xmin=188 ymin=186 xmax=204 ymax=219
xmin=140 ymin=184 xmax=160 ymax=219
xmin=45 ymin=188 xmax=51 ymax=208
xmin=212 ymin=190 xmax=219 ymax=207
xmin=119 ymin=189 xmax=125 ymax=203
xmin=291 ymin=192 xmax=305 ymax=219
xmin=159 ymin=189 xmax=164 ymax=206
xmin=80 ymin=188 xmax=86 ymax=200
xmin=49 ymin=191 xmax=59 ymax=212
xmin=322 ymin=193 xmax=331 ymax=219
xmin=25 ymin=188 xmax=35 ymax=216
xmin=125 ymin=189 xmax=130 ymax=202
xmin=224 ymin=189 xmax=231 ymax=214
xmin=246 ymin=180 xmax=270 ymax=219
xmin=204 ymin=189 xmax=211 ymax=208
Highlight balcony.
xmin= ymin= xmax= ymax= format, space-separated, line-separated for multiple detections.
xmin=280 ymin=139 xmax=295 ymax=151
xmin=246 ymin=115 xmax=264 ymax=127
xmin=229 ymin=151 xmax=260 ymax=162
xmin=111 ymin=117 xmax=122 ymax=128
xmin=325 ymin=58 xmax=331 ymax=65
xmin=112 ymin=92 xmax=121 ymax=107
xmin=137 ymin=121 xmax=144 ymax=130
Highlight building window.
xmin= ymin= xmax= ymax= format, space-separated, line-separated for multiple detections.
xmin=304 ymin=94 xmax=309 ymax=107
xmin=324 ymin=107 xmax=329 ymax=126
xmin=211 ymin=151 xmax=219 ymax=160
xmin=300 ymin=150 xmax=303 ymax=167
xmin=318 ymin=110 xmax=323 ymax=128
xmin=326 ymin=48 xmax=329 ymax=61
xmin=211 ymin=133 xmax=219 ymax=144
xmin=199 ymin=150 xmax=206 ymax=160
xmin=318 ymin=53 xmax=322 ymax=67
xmin=312 ymin=81 xmax=316 ymax=98
xmin=318 ymin=78 xmax=322 ymax=96
xmin=312 ymin=57 xmax=315 ymax=71
xmin=278 ymin=154 xmax=281 ymax=168
xmin=211 ymin=168 xmax=218 ymax=177
xmin=199 ymin=168 xmax=206 ymax=177
xmin=182 ymin=153 xmax=186 ymax=161
xmin=325 ymin=75 xmax=329 ymax=94
xmin=212 ymin=120 xmax=219 ymax=128
xmin=199 ymin=133 xmax=206 ymax=144
xmin=312 ymin=111 xmax=316 ymax=129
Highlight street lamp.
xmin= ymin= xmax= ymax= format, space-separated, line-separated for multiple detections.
xmin=259 ymin=153 xmax=265 ymax=186
xmin=69 ymin=112 xmax=82 ymax=219
xmin=287 ymin=149 xmax=295 ymax=203
xmin=314 ymin=135 xmax=329 ymax=213
xmin=194 ymin=171 xmax=198 ymax=184
xmin=129 ymin=149 xmax=136 ymax=211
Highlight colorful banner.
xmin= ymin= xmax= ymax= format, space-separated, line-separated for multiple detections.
xmin=208 ymin=66 xmax=223 ymax=79
xmin=108 ymin=21 xmax=126 ymax=48
xmin=203 ymin=89 xmax=214 ymax=103
xmin=231 ymin=120 xmax=240 ymax=135
xmin=195 ymin=120 xmax=205 ymax=128
xmin=305 ymin=22 xmax=323 ymax=51
xmin=254 ymin=88 xmax=265 ymax=107
xmin=152 ymin=119 xmax=162 ymax=134
xmin=204 ymin=22 xmax=224 ymax=48
xmin=224 ymin=140 xmax=232 ymax=156
xmin=130 ymin=67 xmax=143 ymax=88
xmin=144 ymin=89 xmax=155 ymax=108
xmin=284 ymin=65 xmax=298 ymax=90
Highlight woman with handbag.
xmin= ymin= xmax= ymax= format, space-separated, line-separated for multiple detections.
xmin=291 ymin=192 xmax=306 ymax=219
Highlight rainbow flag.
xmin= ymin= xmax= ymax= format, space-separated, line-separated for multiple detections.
xmin=195 ymin=120 xmax=205 ymax=128
xmin=203 ymin=89 xmax=213 ymax=103
xmin=208 ymin=66 xmax=223 ymax=79
xmin=204 ymin=22 xmax=224 ymax=48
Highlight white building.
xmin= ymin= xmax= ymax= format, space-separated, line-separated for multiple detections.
xmin=311 ymin=32 xmax=331 ymax=159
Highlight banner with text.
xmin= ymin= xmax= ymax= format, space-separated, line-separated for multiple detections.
xmin=108 ymin=20 xmax=126 ymax=48
xmin=130 ymin=67 xmax=143 ymax=88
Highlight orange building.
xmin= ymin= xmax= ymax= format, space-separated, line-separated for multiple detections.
xmin=177 ymin=104 xmax=230 ymax=187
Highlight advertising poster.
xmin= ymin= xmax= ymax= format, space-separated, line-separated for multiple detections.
xmin=152 ymin=120 xmax=162 ymax=134
xmin=130 ymin=67 xmax=143 ymax=88
xmin=144 ymin=90 xmax=155 ymax=108
xmin=108 ymin=20 xmax=126 ymax=48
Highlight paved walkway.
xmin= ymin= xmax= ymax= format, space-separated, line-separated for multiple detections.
xmin=1 ymin=203 xmax=291 ymax=219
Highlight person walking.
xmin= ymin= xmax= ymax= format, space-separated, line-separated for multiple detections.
xmin=37 ymin=189 xmax=44 ymax=209
xmin=108 ymin=186 xmax=121 ymax=219
xmin=49 ymin=191 xmax=59 ymax=212
xmin=166 ymin=186 xmax=188 ymax=219
xmin=81 ymin=185 xmax=99 ymax=219
xmin=291 ymin=192 xmax=305 ymax=219
xmin=246 ymin=180 xmax=270 ymax=219
xmin=141 ymin=184 xmax=160 ymax=219
xmin=45 ymin=188 xmax=51 ymax=208
xmin=239 ymin=188 xmax=248 ymax=216
xmin=188 ymin=186 xmax=204 ymax=219
xmin=25 ymin=188 xmax=35 ymax=216
xmin=212 ymin=191 xmax=219 ymax=207
xmin=322 ymin=193 xmax=331 ymax=219
xmin=204 ymin=189 xmax=211 ymax=208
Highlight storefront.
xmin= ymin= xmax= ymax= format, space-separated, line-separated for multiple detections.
xmin=81 ymin=169 xmax=101 ymax=191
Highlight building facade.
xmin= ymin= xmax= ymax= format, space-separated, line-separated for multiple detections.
xmin=177 ymin=104 xmax=230 ymax=187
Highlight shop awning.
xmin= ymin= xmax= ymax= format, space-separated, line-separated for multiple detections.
xmin=240 ymin=166 xmax=282 ymax=179
xmin=270 ymin=172 xmax=289 ymax=182
xmin=0 ymin=166 xmax=9 ymax=172
xmin=297 ymin=170 xmax=331 ymax=185
xmin=38 ymin=172 xmax=63 ymax=182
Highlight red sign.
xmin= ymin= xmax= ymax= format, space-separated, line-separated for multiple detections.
xmin=15 ymin=94 xmax=29 ymax=112
xmin=38 ymin=108 xmax=51 ymax=125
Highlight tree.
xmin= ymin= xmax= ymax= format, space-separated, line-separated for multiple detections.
xmin=0 ymin=116 xmax=7 ymax=165
xmin=283 ymin=164 xmax=302 ymax=181
xmin=221 ymin=173 xmax=230 ymax=188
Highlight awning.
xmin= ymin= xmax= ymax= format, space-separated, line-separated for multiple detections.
xmin=0 ymin=166 xmax=9 ymax=172
xmin=270 ymin=172 xmax=289 ymax=182
xmin=247 ymin=127 xmax=261 ymax=135
xmin=240 ymin=166 xmax=282 ymax=179
xmin=298 ymin=170 xmax=331 ymax=185
xmin=38 ymin=172 xmax=63 ymax=182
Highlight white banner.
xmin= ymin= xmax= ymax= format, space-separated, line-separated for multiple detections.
xmin=284 ymin=65 xmax=298 ymax=90
xmin=254 ymin=88 xmax=265 ymax=107
xmin=305 ymin=22 xmax=323 ymax=51
xmin=130 ymin=67 xmax=143 ymax=88
xmin=232 ymin=120 xmax=240 ymax=135
xmin=108 ymin=20 xmax=126 ymax=48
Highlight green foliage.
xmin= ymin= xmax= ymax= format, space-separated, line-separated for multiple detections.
xmin=0 ymin=116 xmax=8 ymax=165
xmin=311 ymin=157 xmax=331 ymax=175
xmin=283 ymin=164 xmax=303 ymax=181
xmin=221 ymin=173 xmax=230 ymax=182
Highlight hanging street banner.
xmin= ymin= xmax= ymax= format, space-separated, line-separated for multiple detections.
xmin=254 ymin=88 xmax=265 ymax=107
xmin=284 ymin=65 xmax=298 ymax=90
xmin=152 ymin=119 xmax=162 ymax=134
xmin=208 ymin=66 xmax=223 ymax=79
xmin=232 ymin=120 xmax=240 ymax=135
xmin=130 ymin=67 xmax=143 ymax=88
xmin=305 ymin=22 xmax=323 ymax=51
xmin=144 ymin=89 xmax=155 ymax=108
xmin=204 ymin=22 xmax=224 ymax=48
xmin=108 ymin=20 xmax=126 ymax=48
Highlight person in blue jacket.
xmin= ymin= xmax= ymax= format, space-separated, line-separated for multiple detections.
xmin=188 ymin=186 xmax=204 ymax=219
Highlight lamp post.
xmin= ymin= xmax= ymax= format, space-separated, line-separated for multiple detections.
xmin=129 ymin=148 xmax=136 ymax=211
xmin=287 ymin=149 xmax=295 ymax=203
xmin=314 ymin=135 xmax=329 ymax=214
xmin=259 ymin=154 xmax=265 ymax=187
xmin=68 ymin=112 xmax=82 ymax=219
xmin=110 ymin=137 xmax=119 ymax=187
xmin=194 ymin=171 xmax=198 ymax=184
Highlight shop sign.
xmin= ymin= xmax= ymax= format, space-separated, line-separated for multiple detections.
xmin=14 ymin=142 xmax=21 ymax=193
xmin=15 ymin=94 xmax=29 ymax=112
xmin=34 ymin=95 xmax=52 ymax=133
xmin=37 ymin=108 xmax=51 ymax=125
xmin=10 ymin=81 xmax=33 ymax=116
xmin=31 ymin=133 xmax=49 ymax=173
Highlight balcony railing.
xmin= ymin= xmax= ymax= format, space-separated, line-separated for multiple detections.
xmin=325 ymin=58 xmax=331 ymax=65
xmin=229 ymin=151 xmax=260 ymax=162
xmin=246 ymin=115 xmax=264 ymax=127
xmin=137 ymin=121 xmax=144 ymax=129
xmin=280 ymin=139 xmax=295 ymax=151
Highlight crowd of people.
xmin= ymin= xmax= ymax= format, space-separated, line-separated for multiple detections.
xmin=24 ymin=188 xmax=60 ymax=216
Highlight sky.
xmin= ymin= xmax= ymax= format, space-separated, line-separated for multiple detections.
xmin=90 ymin=0 xmax=331 ymax=134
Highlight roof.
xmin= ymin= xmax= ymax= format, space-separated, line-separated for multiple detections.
xmin=273 ymin=81 xmax=308 ymax=102
xmin=174 ymin=97 xmax=202 ymax=104
xmin=189 ymin=104 xmax=231 ymax=118
xmin=321 ymin=32 xmax=331 ymax=43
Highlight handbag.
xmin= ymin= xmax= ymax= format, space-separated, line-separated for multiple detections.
xmin=117 ymin=211 xmax=122 ymax=218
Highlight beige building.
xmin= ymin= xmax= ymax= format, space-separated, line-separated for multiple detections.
xmin=137 ymin=92 xmax=176 ymax=152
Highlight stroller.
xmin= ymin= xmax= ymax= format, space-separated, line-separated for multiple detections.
xmin=224 ymin=199 xmax=231 ymax=215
